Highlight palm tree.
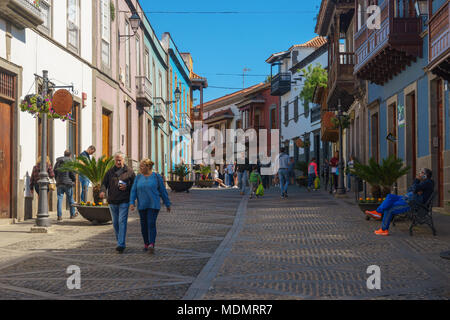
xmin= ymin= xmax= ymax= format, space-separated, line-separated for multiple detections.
xmin=351 ymin=156 xmax=410 ymax=198
xmin=351 ymin=158 xmax=383 ymax=198
xmin=196 ymin=165 xmax=212 ymax=180
xmin=378 ymin=155 xmax=410 ymax=196
xmin=170 ymin=164 xmax=191 ymax=182
xmin=58 ymin=155 xmax=114 ymax=203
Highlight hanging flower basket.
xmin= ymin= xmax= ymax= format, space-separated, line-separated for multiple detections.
xmin=20 ymin=94 xmax=72 ymax=121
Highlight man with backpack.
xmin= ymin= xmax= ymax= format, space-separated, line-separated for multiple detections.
xmin=54 ymin=150 xmax=77 ymax=221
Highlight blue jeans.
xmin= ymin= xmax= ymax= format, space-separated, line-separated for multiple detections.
xmin=56 ymin=185 xmax=76 ymax=217
xmin=79 ymin=175 xmax=90 ymax=203
xmin=139 ymin=209 xmax=160 ymax=245
xmin=238 ymin=171 xmax=249 ymax=194
xmin=225 ymin=173 xmax=230 ymax=186
xmin=377 ymin=194 xmax=411 ymax=231
xmin=228 ymin=173 xmax=234 ymax=186
xmin=278 ymin=169 xmax=289 ymax=195
xmin=109 ymin=203 xmax=129 ymax=248
xmin=308 ymin=173 xmax=316 ymax=188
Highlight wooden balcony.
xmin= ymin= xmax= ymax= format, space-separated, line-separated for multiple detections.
xmin=321 ymin=111 xmax=339 ymax=142
xmin=428 ymin=0 xmax=450 ymax=80
xmin=136 ymin=76 xmax=152 ymax=107
xmin=354 ymin=0 xmax=422 ymax=85
xmin=327 ymin=52 xmax=356 ymax=110
xmin=0 ymin=0 xmax=43 ymax=29
xmin=270 ymin=73 xmax=291 ymax=96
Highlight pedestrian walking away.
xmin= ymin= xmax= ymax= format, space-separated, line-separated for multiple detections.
xmin=100 ymin=152 xmax=136 ymax=254
xmin=54 ymin=150 xmax=77 ymax=221
xmin=79 ymin=145 xmax=96 ymax=203
xmin=129 ymin=159 xmax=171 ymax=254
xmin=322 ymin=158 xmax=330 ymax=192
xmin=29 ymin=156 xmax=55 ymax=196
xmin=307 ymin=158 xmax=318 ymax=191
xmin=249 ymin=165 xmax=262 ymax=199
xmin=329 ymin=151 xmax=339 ymax=193
xmin=278 ymin=148 xmax=290 ymax=198
xmin=346 ymin=155 xmax=355 ymax=192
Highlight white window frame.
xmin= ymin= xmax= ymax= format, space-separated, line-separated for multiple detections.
xmin=67 ymin=0 xmax=80 ymax=53
xmin=100 ymin=0 xmax=111 ymax=67
xmin=38 ymin=0 xmax=52 ymax=36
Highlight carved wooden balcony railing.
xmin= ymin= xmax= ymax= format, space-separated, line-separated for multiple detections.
xmin=354 ymin=0 xmax=422 ymax=85
xmin=327 ymin=51 xmax=356 ymax=110
xmin=428 ymin=0 xmax=450 ymax=80
xmin=321 ymin=111 xmax=339 ymax=143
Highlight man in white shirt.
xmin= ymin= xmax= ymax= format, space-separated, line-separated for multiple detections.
xmin=278 ymin=148 xmax=290 ymax=199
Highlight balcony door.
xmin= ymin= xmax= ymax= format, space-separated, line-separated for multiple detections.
xmin=405 ymin=92 xmax=417 ymax=186
xmin=431 ymin=79 xmax=444 ymax=206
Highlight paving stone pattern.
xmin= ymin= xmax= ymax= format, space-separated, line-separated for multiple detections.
xmin=0 ymin=186 xmax=449 ymax=299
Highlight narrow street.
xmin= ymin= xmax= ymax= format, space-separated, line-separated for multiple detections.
xmin=0 ymin=187 xmax=448 ymax=300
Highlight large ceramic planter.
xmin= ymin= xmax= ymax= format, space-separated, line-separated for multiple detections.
xmin=74 ymin=205 xmax=112 ymax=224
xmin=198 ymin=180 xmax=214 ymax=188
xmin=358 ymin=203 xmax=382 ymax=220
xmin=167 ymin=181 xmax=194 ymax=193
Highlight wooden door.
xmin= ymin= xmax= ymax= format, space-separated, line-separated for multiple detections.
xmin=102 ymin=112 xmax=111 ymax=157
xmin=160 ymin=133 xmax=164 ymax=175
xmin=371 ymin=113 xmax=379 ymax=162
xmin=436 ymin=79 xmax=444 ymax=206
xmin=0 ymin=102 xmax=11 ymax=218
xmin=411 ymin=93 xmax=417 ymax=178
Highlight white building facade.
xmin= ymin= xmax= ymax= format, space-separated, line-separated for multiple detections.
xmin=0 ymin=0 xmax=93 ymax=221
xmin=266 ymin=37 xmax=328 ymax=167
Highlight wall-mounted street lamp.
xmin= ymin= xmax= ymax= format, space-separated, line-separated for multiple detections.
xmin=118 ymin=12 xmax=141 ymax=39
xmin=414 ymin=0 xmax=429 ymax=23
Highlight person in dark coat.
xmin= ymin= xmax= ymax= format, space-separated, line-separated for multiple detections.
xmin=100 ymin=152 xmax=136 ymax=253
xmin=54 ymin=150 xmax=77 ymax=221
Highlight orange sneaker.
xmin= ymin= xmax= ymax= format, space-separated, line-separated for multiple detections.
xmin=374 ymin=228 xmax=389 ymax=236
xmin=365 ymin=210 xmax=382 ymax=219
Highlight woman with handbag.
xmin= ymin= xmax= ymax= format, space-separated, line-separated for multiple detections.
xmin=129 ymin=159 xmax=171 ymax=254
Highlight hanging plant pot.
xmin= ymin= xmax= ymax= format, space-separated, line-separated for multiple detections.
xmin=20 ymin=94 xmax=72 ymax=121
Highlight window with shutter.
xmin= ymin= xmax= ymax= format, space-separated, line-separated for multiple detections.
xmin=294 ymin=97 xmax=299 ymax=122
xmin=284 ymin=103 xmax=289 ymax=126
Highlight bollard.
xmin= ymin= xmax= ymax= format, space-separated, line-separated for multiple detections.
xmin=24 ymin=172 xmax=33 ymax=220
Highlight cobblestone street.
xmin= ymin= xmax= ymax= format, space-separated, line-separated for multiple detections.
xmin=0 ymin=186 xmax=449 ymax=300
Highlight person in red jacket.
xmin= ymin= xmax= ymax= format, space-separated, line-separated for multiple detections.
xmin=329 ymin=151 xmax=339 ymax=193
xmin=307 ymin=158 xmax=318 ymax=191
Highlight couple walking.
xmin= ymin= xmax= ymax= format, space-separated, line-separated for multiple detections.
xmin=100 ymin=152 xmax=171 ymax=254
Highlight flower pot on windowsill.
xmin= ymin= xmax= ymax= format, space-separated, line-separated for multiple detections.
xmin=167 ymin=181 xmax=194 ymax=193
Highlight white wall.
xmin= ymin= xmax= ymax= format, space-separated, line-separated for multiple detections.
xmin=280 ymin=48 xmax=328 ymax=158
xmin=2 ymin=0 xmax=93 ymax=177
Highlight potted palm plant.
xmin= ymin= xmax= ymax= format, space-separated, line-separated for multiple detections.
xmin=196 ymin=165 xmax=214 ymax=188
xmin=352 ymin=155 xmax=410 ymax=218
xmin=167 ymin=164 xmax=193 ymax=192
xmin=58 ymin=155 xmax=114 ymax=224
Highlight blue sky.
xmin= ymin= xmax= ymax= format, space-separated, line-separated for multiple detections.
xmin=141 ymin=0 xmax=322 ymax=103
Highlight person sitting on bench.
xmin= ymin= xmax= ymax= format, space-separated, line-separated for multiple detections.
xmin=365 ymin=168 xmax=434 ymax=236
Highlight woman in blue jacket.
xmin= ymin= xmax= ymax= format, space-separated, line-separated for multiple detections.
xmin=129 ymin=159 xmax=171 ymax=253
